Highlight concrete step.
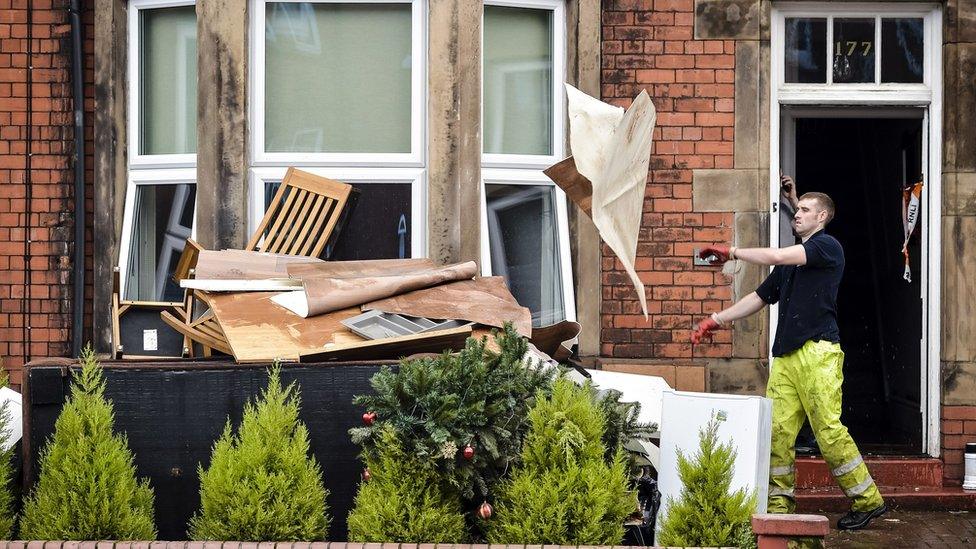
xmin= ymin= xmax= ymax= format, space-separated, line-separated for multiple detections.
xmin=796 ymin=486 xmax=976 ymax=512
xmin=796 ymin=456 xmax=943 ymax=489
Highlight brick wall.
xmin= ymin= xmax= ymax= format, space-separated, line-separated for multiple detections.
xmin=942 ymin=405 xmax=976 ymax=485
xmin=0 ymin=0 xmax=94 ymax=385
xmin=600 ymin=0 xmax=734 ymax=360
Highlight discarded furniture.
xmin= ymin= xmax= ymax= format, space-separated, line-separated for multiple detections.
xmin=166 ymin=169 xmax=354 ymax=356
xmin=111 ymin=267 xmax=188 ymax=359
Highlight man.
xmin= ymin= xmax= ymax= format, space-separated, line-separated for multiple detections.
xmin=691 ymin=189 xmax=887 ymax=531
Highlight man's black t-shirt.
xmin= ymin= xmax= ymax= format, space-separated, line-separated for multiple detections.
xmin=755 ymin=230 xmax=845 ymax=357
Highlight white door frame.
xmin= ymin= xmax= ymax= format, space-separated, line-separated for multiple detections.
xmin=769 ymin=3 xmax=942 ymax=456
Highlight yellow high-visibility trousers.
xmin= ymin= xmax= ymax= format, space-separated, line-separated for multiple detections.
xmin=766 ymin=339 xmax=884 ymax=513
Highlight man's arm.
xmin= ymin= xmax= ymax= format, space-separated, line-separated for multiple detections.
xmin=698 ymin=244 xmax=807 ymax=266
xmin=691 ymin=292 xmax=767 ymax=343
xmin=732 ymin=244 xmax=807 ymax=266
xmin=713 ymin=291 xmax=766 ymax=324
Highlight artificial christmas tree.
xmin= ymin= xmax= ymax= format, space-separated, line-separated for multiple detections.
xmin=19 ymin=346 xmax=156 ymax=540
xmin=189 ymin=364 xmax=329 ymax=541
xmin=350 ymin=324 xmax=554 ymax=503
xmin=487 ymin=378 xmax=633 ymax=545
xmin=656 ymin=415 xmax=757 ymax=548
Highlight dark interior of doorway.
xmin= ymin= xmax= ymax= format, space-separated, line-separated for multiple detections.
xmin=794 ymin=116 xmax=924 ymax=455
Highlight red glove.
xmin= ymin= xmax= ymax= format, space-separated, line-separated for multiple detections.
xmin=691 ymin=315 xmax=722 ymax=344
xmin=698 ymin=245 xmax=732 ymax=265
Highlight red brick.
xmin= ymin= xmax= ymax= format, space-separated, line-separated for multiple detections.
xmin=943 ymin=406 xmax=976 ymax=420
xmin=943 ymin=420 xmax=964 ymax=434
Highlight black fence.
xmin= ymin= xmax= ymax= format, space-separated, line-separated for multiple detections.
xmin=23 ymin=359 xmax=392 ymax=540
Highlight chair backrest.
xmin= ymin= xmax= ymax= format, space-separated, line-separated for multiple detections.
xmin=247 ymin=167 xmax=353 ymax=257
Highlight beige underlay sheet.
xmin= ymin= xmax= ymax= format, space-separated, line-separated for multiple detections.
xmin=363 ymin=276 xmax=533 ymax=338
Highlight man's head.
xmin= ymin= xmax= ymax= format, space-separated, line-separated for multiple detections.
xmin=793 ymin=192 xmax=835 ymax=238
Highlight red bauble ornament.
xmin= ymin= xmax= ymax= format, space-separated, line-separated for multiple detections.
xmin=361 ymin=468 xmax=371 ymax=481
xmin=362 ymin=411 xmax=376 ymax=426
xmin=463 ymin=444 xmax=475 ymax=460
xmin=478 ymin=501 xmax=493 ymax=520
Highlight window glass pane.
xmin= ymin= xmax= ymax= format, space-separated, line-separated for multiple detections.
xmin=265 ymin=3 xmax=412 ymax=153
xmin=483 ymin=6 xmax=553 ymax=155
xmin=784 ymin=18 xmax=826 ymax=83
xmin=881 ymin=18 xmax=924 ymax=83
xmin=833 ymin=18 xmax=875 ymax=84
xmin=126 ymin=184 xmax=196 ymax=301
xmin=140 ymin=6 xmax=197 ymax=155
xmin=264 ymin=182 xmax=411 ymax=260
xmin=486 ymin=184 xmax=564 ymax=326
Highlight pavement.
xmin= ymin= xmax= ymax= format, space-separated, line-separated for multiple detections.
xmin=823 ymin=510 xmax=975 ymax=547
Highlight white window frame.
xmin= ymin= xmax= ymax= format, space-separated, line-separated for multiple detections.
xmin=118 ymin=168 xmax=198 ymax=300
xmin=481 ymin=0 xmax=566 ymax=168
xmin=122 ymin=0 xmax=198 ymax=301
xmin=480 ymin=0 xmax=575 ymax=324
xmin=127 ymin=0 xmax=198 ymax=168
xmin=248 ymin=167 xmax=427 ymax=259
xmin=770 ymin=2 xmax=942 ymax=456
xmin=249 ymin=0 xmax=427 ymax=167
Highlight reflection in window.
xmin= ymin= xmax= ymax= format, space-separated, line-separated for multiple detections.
xmin=126 ymin=184 xmax=196 ymax=301
xmin=833 ymin=18 xmax=875 ymax=83
xmin=483 ymin=5 xmax=553 ymax=155
xmin=486 ymin=184 xmax=564 ymax=326
xmin=784 ymin=18 xmax=827 ymax=83
xmin=264 ymin=3 xmax=412 ymax=153
xmin=140 ymin=6 xmax=197 ymax=155
xmin=264 ymin=182 xmax=411 ymax=260
xmin=882 ymin=18 xmax=923 ymax=83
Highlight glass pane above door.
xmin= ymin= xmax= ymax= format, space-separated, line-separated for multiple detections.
xmin=832 ymin=18 xmax=875 ymax=84
xmin=881 ymin=18 xmax=924 ymax=83
xmin=784 ymin=18 xmax=827 ymax=83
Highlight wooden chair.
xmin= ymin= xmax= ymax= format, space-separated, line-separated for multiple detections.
xmin=164 ymin=168 xmax=354 ymax=358
xmin=247 ymin=167 xmax=354 ymax=256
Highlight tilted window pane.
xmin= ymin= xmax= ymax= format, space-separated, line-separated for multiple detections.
xmin=784 ymin=18 xmax=827 ymax=83
xmin=486 ymin=184 xmax=565 ymax=326
xmin=265 ymin=3 xmax=412 ymax=153
xmin=126 ymin=184 xmax=196 ymax=301
xmin=833 ymin=18 xmax=875 ymax=84
xmin=264 ymin=182 xmax=411 ymax=260
xmin=140 ymin=6 xmax=197 ymax=155
xmin=483 ymin=6 xmax=553 ymax=155
xmin=881 ymin=18 xmax=924 ymax=83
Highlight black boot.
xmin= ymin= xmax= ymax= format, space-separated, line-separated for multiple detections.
xmin=837 ymin=503 xmax=887 ymax=530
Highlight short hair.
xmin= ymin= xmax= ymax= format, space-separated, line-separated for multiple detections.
xmin=799 ymin=192 xmax=835 ymax=224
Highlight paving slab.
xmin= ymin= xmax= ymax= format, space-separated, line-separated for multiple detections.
xmin=824 ymin=510 xmax=976 ymax=548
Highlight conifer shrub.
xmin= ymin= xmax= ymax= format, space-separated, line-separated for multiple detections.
xmin=656 ymin=415 xmax=758 ymax=548
xmin=0 ymin=367 xmax=16 ymax=539
xmin=589 ymin=384 xmax=657 ymax=470
xmin=487 ymin=378 xmax=633 ymax=545
xmin=347 ymin=426 xmax=467 ymax=542
xmin=19 ymin=345 xmax=156 ymax=540
xmin=350 ymin=323 xmax=554 ymax=503
xmin=190 ymin=364 xmax=328 ymax=541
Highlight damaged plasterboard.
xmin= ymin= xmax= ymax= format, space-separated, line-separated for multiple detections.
xmin=554 ymin=84 xmax=657 ymax=318
xmin=271 ymin=261 xmax=479 ymax=318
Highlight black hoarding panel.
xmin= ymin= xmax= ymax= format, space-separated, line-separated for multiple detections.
xmin=24 ymin=361 xmax=391 ymax=541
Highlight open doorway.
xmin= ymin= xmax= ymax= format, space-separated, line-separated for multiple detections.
xmin=780 ymin=110 xmax=925 ymax=454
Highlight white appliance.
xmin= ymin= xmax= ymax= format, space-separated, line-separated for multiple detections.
xmin=0 ymin=387 xmax=22 ymax=452
xmin=655 ymin=390 xmax=772 ymax=541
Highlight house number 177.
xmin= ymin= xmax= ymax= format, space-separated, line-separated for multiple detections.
xmin=836 ymin=41 xmax=872 ymax=56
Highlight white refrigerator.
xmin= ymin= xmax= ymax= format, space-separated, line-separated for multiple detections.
xmin=655 ymin=390 xmax=773 ymax=541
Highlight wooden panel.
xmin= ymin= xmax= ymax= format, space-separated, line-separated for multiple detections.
xmin=205 ymin=291 xmax=366 ymax=362
xmin=300 ymin=326 xmax=473 ymax=362
xmin=543 ymin=156 xmax=593 ymax=217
